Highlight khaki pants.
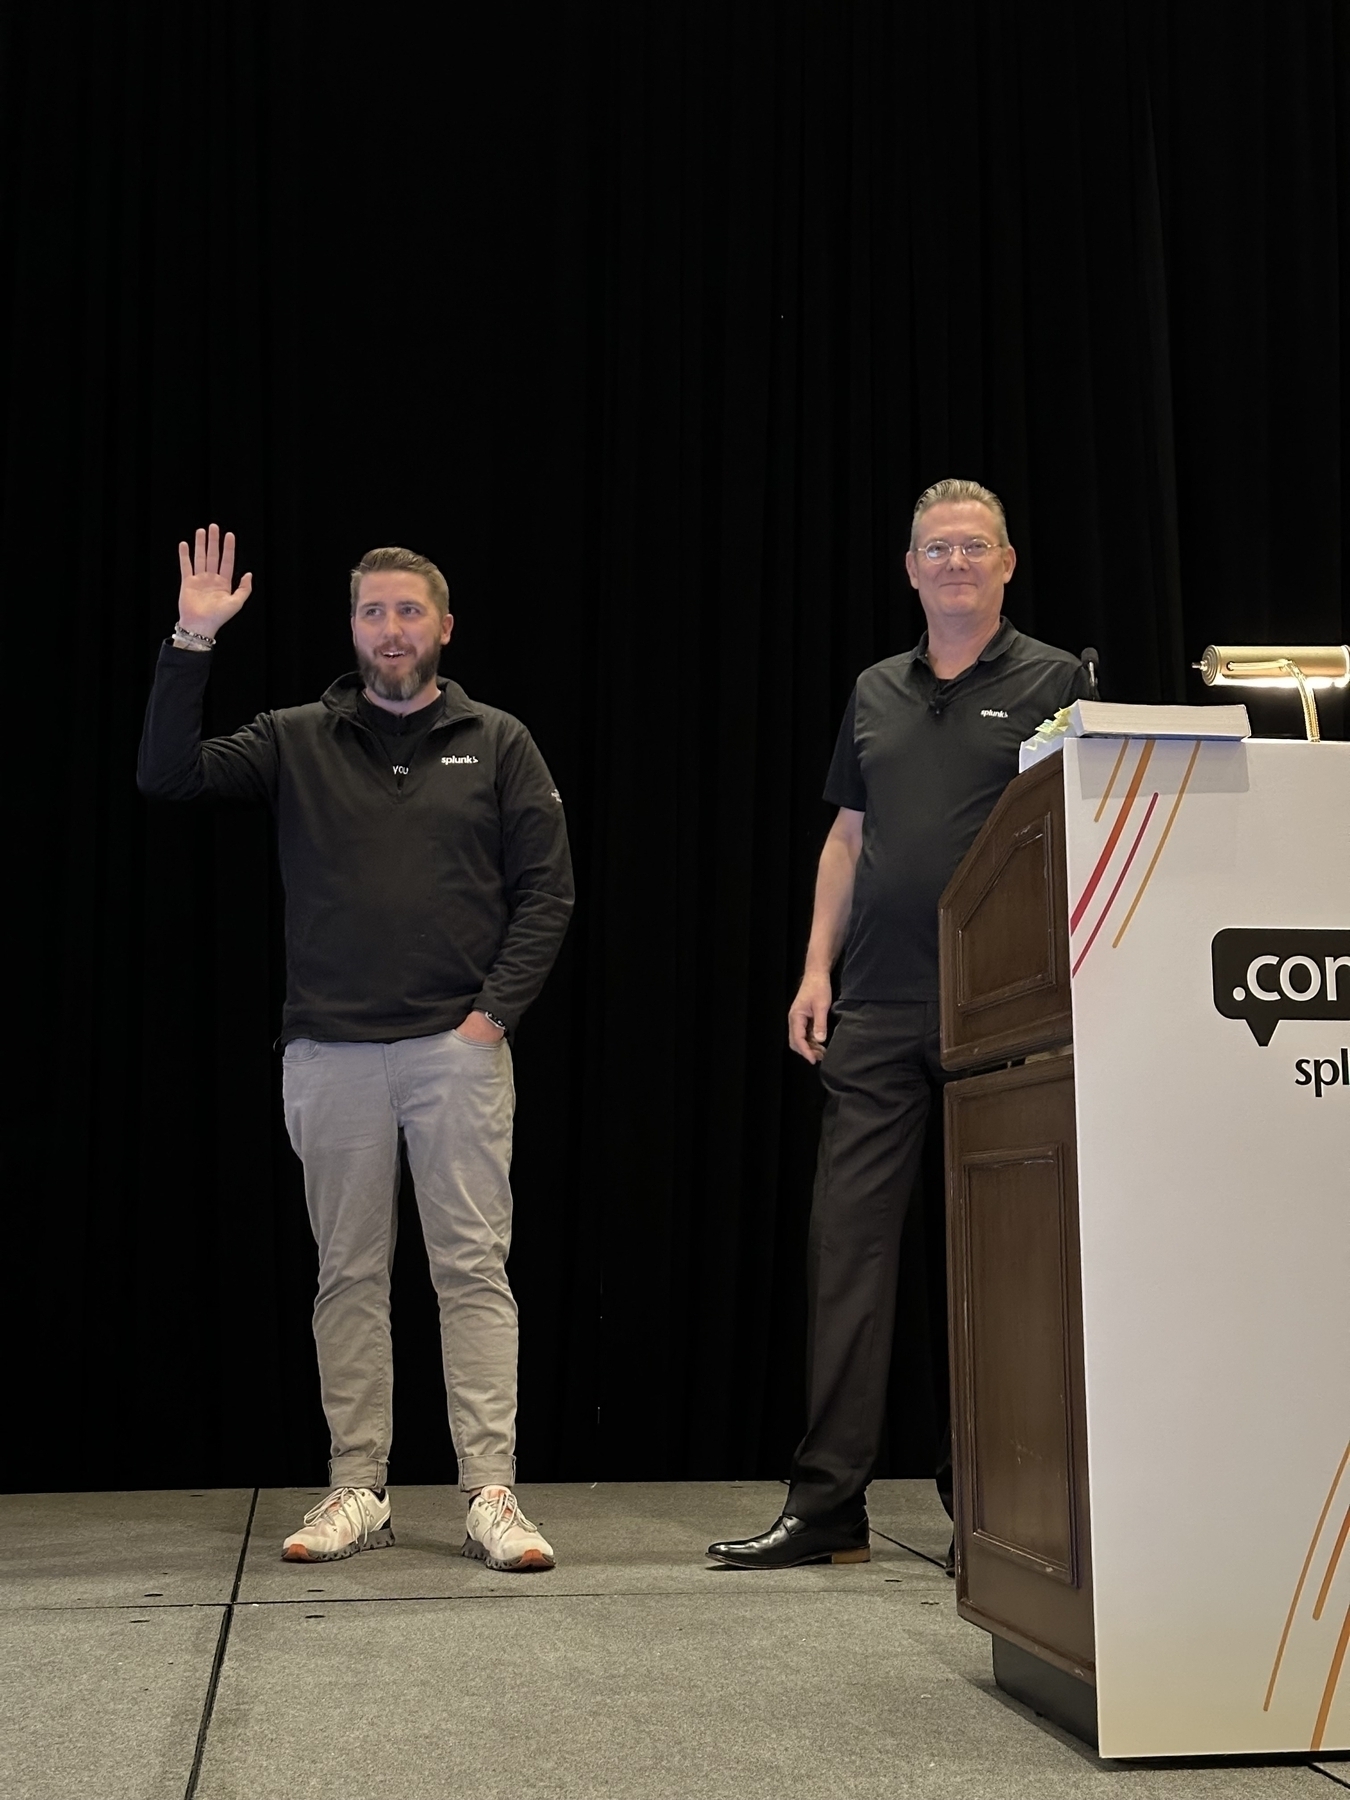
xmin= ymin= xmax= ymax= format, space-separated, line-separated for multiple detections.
xmin=282 ymin=1029 xmax=518 ymax=1492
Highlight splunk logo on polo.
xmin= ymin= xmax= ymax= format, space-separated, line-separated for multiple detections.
xmin=1211 ymin=928 xmax=1350 ymax=1046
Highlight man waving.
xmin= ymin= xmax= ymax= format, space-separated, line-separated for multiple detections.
xmin=139 ymin=526 xmax=572 ymax=1570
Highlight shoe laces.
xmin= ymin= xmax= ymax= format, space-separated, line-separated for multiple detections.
xmin=477 ymin=1486 xmax=533 ymax=1534
xmin=302 ymin=1486 xmax=366 ymax=1528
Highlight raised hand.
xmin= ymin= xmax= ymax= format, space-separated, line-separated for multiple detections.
xmin=177 ymin=524 xmax=253 ymax=638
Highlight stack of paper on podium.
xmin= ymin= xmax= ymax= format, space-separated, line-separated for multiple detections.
xmin=1019 ymin=700 xmax=1251 ymax=771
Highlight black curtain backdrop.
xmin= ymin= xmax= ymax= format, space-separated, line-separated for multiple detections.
xmin=4 ymin=2 xmax=1346 ymax=1491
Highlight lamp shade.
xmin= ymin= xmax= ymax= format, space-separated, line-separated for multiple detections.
xmin=1194 ymin=645 xmax=1350 ymax=688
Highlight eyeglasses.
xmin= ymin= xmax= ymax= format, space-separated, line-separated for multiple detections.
xmin=916 ymin=538 xmax=1001 ymax=564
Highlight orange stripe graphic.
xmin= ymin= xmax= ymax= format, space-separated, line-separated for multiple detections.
xmin=1311 ymin=1600 xmax=1349 ymax=1754
xmin=1070 ymin=739 xmax=1155 ymax=932
xmin=1094 ymin=738 xmax=1132 ymax=823
xmin=1314 ymin=1505 xmax=1350 ymax=1621
xmin=1265 ymin=1439 xmax=1350 ymax=1711
xmin=1071 ymin=794 xmax=1158 ymax=978
xmin=1110 ymin=739 xmax=1202 ymax=950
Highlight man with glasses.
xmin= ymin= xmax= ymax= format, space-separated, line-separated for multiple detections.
xmin=708 ymin=478 xmax=1091 ymax=1570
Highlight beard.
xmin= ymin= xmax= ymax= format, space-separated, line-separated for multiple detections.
xmin=357 ymin=641 xmax=443 ymax=702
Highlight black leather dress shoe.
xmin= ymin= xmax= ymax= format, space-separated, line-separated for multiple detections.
xmin=706 ymin=1512 xmax=870 ymax=1569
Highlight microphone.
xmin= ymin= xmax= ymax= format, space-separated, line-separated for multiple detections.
xmin=1080 ymin=646 xmax=1101 ymax=700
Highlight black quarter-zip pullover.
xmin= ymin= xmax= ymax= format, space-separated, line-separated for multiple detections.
xmin=138 ymin=645 xmax=573 ymax=1042
xmin=355 ymin=688 xmax=448 ymax=784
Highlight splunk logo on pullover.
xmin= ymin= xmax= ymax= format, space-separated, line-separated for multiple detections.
xmin=1211 ymin=928 xmax=1350 ymax=1098
xmin=441 ymin=754 xmax=480 ymax=765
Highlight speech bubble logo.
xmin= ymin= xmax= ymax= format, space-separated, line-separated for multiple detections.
xmin=1212 ymin=928 xmax=1350 ymax=1046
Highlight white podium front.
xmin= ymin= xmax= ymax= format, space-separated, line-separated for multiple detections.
xmin=940 ymin=736 xmax=1348 ymax=1760
xmin=1065 ymin=735 xmax=1348 ymax=1757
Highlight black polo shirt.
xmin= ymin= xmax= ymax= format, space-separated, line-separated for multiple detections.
xmin=825 ymin=617 xmax=1090 ymax=1001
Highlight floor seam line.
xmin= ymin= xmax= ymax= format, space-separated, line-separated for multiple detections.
xmin=227 ymin=1492 xmax=260 ymax=1606
xmin=869 ymin=1526 xmax=947 ymax=1568
xmin=0 ymin=1582 xmax=946 ymax=1616
xmin=183 ymin=1484 xmax=258 ymax=1800
xmin=227 ymin=1584 xmax=950 ymax=1607
xmin=0 ymin=1601 xmax=231 ymax=1616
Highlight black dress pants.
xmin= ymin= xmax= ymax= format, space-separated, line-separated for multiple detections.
xmin=786 ymin=999 xmax=950 ymax=1525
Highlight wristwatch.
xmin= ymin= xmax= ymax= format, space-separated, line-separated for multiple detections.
xmin=480 ymin=1010 xmax=507 ymax=1032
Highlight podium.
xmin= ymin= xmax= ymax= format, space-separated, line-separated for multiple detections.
xmin=937 ymin=736 xmax=1349 ymax=1759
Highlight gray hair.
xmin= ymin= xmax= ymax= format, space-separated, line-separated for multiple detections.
xmin=350 ymin=546 xmax=451 ymax=616
xmin=909 ymin=478 xmax=1009 ymax=549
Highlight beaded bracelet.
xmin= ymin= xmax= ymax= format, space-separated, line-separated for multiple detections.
xmin=172 ymin=624 xmax=217 ymax=650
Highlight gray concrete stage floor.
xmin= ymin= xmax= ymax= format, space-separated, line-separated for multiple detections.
xmin=0 ymin=1483 xmax=1344 ymax=1800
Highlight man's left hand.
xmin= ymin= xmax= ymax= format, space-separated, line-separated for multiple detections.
xmin=454 ymin=1010 xmax=506 ymax=1044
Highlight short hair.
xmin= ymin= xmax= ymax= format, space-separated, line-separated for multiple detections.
xmin=349 ymin=546 xmax=451 ymax=616
xmin=909 ymin=478 xmax=1009 ymax=549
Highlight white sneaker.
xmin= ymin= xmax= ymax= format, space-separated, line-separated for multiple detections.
xmin=463 ymin=1487 xmax=555 ymax=1571
xmin=281 ymin=1486 xmax=395 ymax=1562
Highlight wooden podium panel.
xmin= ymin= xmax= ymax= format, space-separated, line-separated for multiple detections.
xmin=940 ymin=740 xmax=1348 ymax=1755
xmin=946 ymin=1054 xmax=1094 ymax=1686
xmin=938 ymin=755 xmax=1071 ymax=1071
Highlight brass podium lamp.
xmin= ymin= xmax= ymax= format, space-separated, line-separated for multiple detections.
xmin=1193 ymin=644 xmax=1350 ymax=742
